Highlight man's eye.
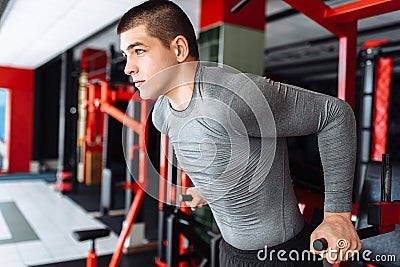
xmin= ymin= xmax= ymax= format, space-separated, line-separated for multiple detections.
xmin=135 ymin=49 xmax=144 ymax=55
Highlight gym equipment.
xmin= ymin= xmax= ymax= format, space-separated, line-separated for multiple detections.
xmin=72 ymin=228 xmax=111 ymax=267
xmin=313 ymin=154 xmax=399 ymax=257
xmin=179 ymin=194 xmax=193 ymax=202
xmin=356 ymin=160 xmax=400 ymax=267
xmin=162 ymin=202 xmax=221 ymax=267
xmin=76 ymin=48 xmax=108 ymax=186
xmin=156 ymin=134 xmax=221 ymax=267
xmin=356 ymin=40 xmax=400 ymax=199
xmin=73 ymin=44 xmax=160 ymax=267
xmin=56 ymin=50 xmax=76 ymax=193
xmin=73 ymin=78 xmax=154 ymax=267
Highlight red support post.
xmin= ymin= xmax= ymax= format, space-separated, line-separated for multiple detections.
xmin=139 ymin=100 xmax=149 ymax=187
xmin=337 ymin=22 xmax=357 ymax=108
xmin=108 ymin=188 xmax=146 ymax=267
xmin=179 ymin=171 xmax=191 ymax=267
xmin=87 ymin=250 xmax=97 ymax=267
xmin=107 ymin=99 xmax=149 ymax=267
xmin=159 ymin=134 xmax=169 ymax=210
xmin=92 ymin=80 xmax=150 ymax=267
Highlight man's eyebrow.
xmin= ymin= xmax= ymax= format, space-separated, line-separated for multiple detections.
xmin=121 ymin=41 xmax=146 ymax=53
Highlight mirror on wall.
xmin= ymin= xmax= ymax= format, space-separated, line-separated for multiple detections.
xmin=0 ymin=88 xmax=9 ymax=172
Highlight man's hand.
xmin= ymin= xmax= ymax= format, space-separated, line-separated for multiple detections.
xmin=184 ymin=187 xmax=208 ymax=211
xmin=310 ymin=212 xmax=361 ymax=264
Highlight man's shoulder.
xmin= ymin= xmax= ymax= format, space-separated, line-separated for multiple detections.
xmin=202 ymin=65 xmax=264 ymax=84
xmin=200 ymin=65 xmax=266 ymax=98
xmin=154 ymin=95 xmax=168 ymax=111
xmin=152 ymin=96 xmax=169 ymax=133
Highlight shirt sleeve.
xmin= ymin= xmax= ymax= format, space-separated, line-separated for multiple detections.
xmin=230 ymin=77 xmax=357 ymax=212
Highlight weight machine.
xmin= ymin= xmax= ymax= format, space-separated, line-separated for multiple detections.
xmin=156 ymin=134 xmax=221 ymax=267
xmin=72 ymin=79 xmax=153 ymax=267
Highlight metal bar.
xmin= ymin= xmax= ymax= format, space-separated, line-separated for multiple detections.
xmin=379 ymin=40 xmax=400 ymax=56
xmin=100 ymin=103 xmax=143 ymax=135
xmin=337 ymin=22 xmax=357 ymax=108
xmin=56 ymin=50 xmax=74 ymax=192
xmin=179 ymin=171 xmax=190 ymax=267
xmin=138 ymin=100 xmax=148 ymax=186
xmin=0 ymin=0 xmax=12 ymax=29
xmin=265 ymin=21 xmax=400 ymax=55
xmin=181 ymin=171 xmax=191 ymax=207
xmin=381 ymin=154 xmax=392 ymax=203
xmin=96 ymin=81 xmax=149 ymax=267
xmin=356 ymin=58 xmax=375 ymax=199
xmin=231 ymin=0 xmax=250 ymax=13
xmin=159 ymin=134 xmax=169 ymax=209
xmin=282 ymin=0 xmax=345 ymax=36
xmin=167 ymin=214 xmax=180 ymax=267
xmin=325 ymin=0 xmax=400 ymax=24
xmin=167 ymin=140 xmax=174 ymax=205
xmin=108 ymin=188 xmax=146 ymax=267
xmin=158 ymin=134 xmax=169 ymax=265
xmin=266 ymin=8 xmax=299 ymax=23
xmin=124 ymin=100 xmax=137 ymax=218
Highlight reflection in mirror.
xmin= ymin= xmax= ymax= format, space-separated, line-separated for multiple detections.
xmin=0 ymin=88 xmax=9 ymax=172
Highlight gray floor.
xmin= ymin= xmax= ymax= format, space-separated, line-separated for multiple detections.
xmin=0 ymin=180 xmax=119 ymax=267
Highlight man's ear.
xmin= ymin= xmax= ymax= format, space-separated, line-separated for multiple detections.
xmin=171 ymin=35 xmax=190 ymax=63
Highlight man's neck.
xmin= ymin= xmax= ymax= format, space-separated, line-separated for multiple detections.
xmin=164 ymin=61 xmax=198 ymax=111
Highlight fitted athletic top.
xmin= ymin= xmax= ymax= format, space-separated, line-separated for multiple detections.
xmin=152 ymin=63 xmax=356 ymax=250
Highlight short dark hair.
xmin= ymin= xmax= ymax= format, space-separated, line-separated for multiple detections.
xmin=117 ymin=1 xmax=199 ymax=58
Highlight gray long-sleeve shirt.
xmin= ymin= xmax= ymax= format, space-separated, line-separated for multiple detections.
xmin=152 ymin=63 xmax=356 ymax=250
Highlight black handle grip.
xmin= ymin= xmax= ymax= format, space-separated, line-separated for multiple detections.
xmin=180 ymin=194 xmax=193 ymax=202
xmin=313 ymin=226 xmax=382 ymax=251
xmin=313 ymin=238 xmax=328 ymax=251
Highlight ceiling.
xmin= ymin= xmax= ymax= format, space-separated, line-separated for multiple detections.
xmin=0 ymin=0 xmax=200 ymax=68
xmin=0 ymin=0 xmax=399 ymax=70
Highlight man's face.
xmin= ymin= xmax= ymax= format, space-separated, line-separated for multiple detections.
xmin=120 ymin=25 xmax=177 ymax=99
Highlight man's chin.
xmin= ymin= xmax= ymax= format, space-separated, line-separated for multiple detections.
xmin=138 ymin=89 xmax=159 ymax=100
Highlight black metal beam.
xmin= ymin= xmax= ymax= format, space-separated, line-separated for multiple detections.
xmin=0 ymin=0 xmax=10 ymax=25
xmin=231 ymin=0 xmax=251 ymax=13
xmin=267 ymin=8 xmax=299 ymax=23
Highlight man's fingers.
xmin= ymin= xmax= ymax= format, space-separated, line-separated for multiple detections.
xmin=180 ymin=194 xmax=193 ymax=202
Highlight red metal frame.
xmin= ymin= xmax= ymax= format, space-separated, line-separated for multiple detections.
xmin=324 ymin=0 xmax=400 ymax=24
xmin=87 ymin=250 xmax=97 ymax=267
xmin=360 ymin=40 xmax=393 ymax=162
xmin=104 ymin=2 xmax=400 ymax=266
xmin=157 ymin=134 xmax=196 ymax=267
xmin=159 ymin=134 xmax=169 ymax=210
xmin=275 ymin=2 xmax=400 ymax=266
xmin=179 ymin=171 xmax=191 ymax=267
xmin=84 ymin=81 xmax=152 ymax=267
xmin=156 ymin=133 xmax=169 ymax=266
xmin=282 ymin=0 xmax=400 ymax=109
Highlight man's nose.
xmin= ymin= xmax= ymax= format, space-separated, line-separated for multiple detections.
xmin=124 ymin=60 xmax=138 ymax=76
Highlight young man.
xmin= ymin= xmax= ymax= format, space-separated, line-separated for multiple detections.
xmin=118 ymin=1 xmax=361 ymax=266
